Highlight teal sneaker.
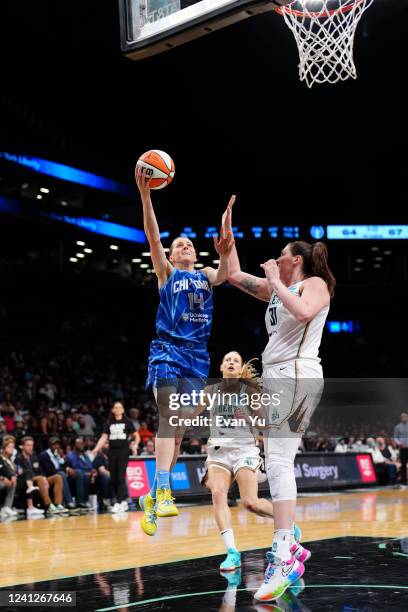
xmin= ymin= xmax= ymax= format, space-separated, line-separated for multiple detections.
xmin=220 ymin=568 xmax=242 ymax=588
xmin=220 ymin=548 xmax=241 ymax=571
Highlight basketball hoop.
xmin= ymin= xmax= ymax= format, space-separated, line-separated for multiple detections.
xmin=276 ymin=0 xmax=375 ymax=87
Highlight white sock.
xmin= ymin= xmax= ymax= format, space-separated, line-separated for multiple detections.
xmin=221 ymin=528 xmax=236 ymax=551
xmin=272 ymin=528 xmax=291 ymax=561
xmin=223 ymin=589 xmax=237 ymax=606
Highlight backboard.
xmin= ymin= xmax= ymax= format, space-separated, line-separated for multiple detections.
xmin=119 ymin=0 xmax=290 ymax=60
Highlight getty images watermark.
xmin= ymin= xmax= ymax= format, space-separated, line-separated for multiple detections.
xmin=167 ymin=389 xmax=281 ymax=428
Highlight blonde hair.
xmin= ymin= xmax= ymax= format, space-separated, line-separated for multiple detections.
xmin=2 ymin=435 xmax=16 ymax=450
xmin=240 ymin=357 xmax=260 ymax=381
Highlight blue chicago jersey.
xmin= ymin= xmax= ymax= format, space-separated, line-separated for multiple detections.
xmin=155 ymin=268 xmax=213 ymax=347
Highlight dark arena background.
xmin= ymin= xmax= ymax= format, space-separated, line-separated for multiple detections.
xmin=1 ymin=1 xmax=408 ymax=611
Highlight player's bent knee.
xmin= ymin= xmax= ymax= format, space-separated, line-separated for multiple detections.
xmin=266 ymin=455 xmax=297 ymax=501
xmin=241 ymin=497 xmax=259 ymax=513
xmin=211 ymin=488 xmax=229 ymax=505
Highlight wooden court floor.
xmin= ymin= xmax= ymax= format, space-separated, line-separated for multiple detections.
xmin=1 ymin=488 xmax=407 ymax=588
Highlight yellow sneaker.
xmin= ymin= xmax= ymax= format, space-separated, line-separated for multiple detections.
xmin=156 ymin=488 xmax=179 ymax=517
xmin=139 ymin=493 xmax=158 ymax=536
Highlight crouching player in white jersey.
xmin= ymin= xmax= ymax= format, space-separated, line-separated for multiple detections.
xmin=195 ymin=351 xmax=308 ymax=583
xmin=222 ymin=199 xmax=336 ymax=601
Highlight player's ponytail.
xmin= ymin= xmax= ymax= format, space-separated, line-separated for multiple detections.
xmin=289 ymin=241 xmax=336 ymax=298
xmin=240 ymin=357 xmax=262 ymax=392
xmin=240 ymin=358 xmax=260 ymax=381
xmin=311 ymin=242 xmax=336 ymax=297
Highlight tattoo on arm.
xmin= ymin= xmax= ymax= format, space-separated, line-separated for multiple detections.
xmin=239 ymin=278 xmax=261 ymax=296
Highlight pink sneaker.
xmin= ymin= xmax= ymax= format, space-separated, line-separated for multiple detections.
xmin=254 ymin=553 xmax=305 ymax=601
xmin=290 ymin=542 xmax=311 ymax=563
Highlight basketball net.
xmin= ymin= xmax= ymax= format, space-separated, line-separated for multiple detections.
xmin=276 ymin=0 xmax=375 ymax=88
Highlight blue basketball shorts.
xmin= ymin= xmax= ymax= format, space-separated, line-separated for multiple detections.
xmin=145 ymin=338 xmax=210 ymax=393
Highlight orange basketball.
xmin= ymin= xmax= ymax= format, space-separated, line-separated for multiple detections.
xmin=136 ymin=149 xmax=175 ymax=190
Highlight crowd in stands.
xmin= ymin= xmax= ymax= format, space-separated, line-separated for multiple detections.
xmin=300 ymin=429 xmax=407 ymax=486
xmin=1 ymin=347 xmax=407 ymax=520
xmin=0 ymin=347 xmax=157 ymax=447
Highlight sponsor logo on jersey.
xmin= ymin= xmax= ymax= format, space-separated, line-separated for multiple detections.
xmin=189 ymin=313 xmax=210 ymax=324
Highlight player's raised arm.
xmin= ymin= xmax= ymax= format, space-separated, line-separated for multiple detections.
xmin=135 ymin=167 xmax=172 ymax=286
xmin=203 ymin=227 xmax=234 ymax=286
xmin=221 ymin=195 xmax=272 ymax=302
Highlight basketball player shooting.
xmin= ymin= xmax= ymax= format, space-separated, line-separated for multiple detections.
xmin=136 ymin=168 xmax=235 ymax=536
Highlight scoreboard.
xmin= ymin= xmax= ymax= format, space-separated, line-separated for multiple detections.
xmin=326 ymin=225 xmax=408 ymax=240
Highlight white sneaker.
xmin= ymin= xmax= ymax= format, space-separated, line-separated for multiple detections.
xmin=27 ymin=508 xmax=45 ymax=518
xmin=254 ymin=553 xmax=305 ymax=602
xmin=26 ymin=486 xmax=40 ymax=494
xmin=47 ymin=503 xmax=59 ymax=515
xmin=56 ymin=504 xmax=69 ymax=514
xmin=1 ymin=507 xmax=18 ymax=519
xmin=111 ymin=513 xmax=128 ymax=522
xmin=120 ymin=501 xmax=128 ymax=512
xmin=110 ymin=502 xmax=121 ymax=514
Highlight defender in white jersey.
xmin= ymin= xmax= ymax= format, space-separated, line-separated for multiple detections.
xmin=222 ymin=198 xmax=335 ymax=601
xmin=194 ymin=352 xmax=274 ymax=573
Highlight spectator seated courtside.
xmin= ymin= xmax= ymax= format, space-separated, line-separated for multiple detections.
xmin=0 ymin=436 xmax=19 ymax=519
xmin=15 ymin=436 xmax=65 ymax=517
xmin=66 ymin=436 xmax=97 ymax=510
xmin=39 ymin=436 xmax=77 ymax=512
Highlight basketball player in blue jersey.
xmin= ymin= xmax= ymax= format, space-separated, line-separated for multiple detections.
xmin=136 ymin=168 xmax=235 ymax=535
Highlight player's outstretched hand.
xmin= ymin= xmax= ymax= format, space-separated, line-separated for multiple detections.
xmin=213 ymin=228 xmax=235 ymax=256
xmin=221 ymin=194 xmax=236 ymax=234
xmin=135 ymin=165 xmax=152 ymax=199
xmin=260 ymin=259 xmax=280 ymax=287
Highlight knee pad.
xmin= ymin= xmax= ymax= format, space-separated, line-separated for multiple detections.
xmin=266 ymin=455 xmax=297 ymax=502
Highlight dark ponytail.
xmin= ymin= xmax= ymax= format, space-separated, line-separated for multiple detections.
xmin=289 ymin=241 xmax=336 ymax=298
